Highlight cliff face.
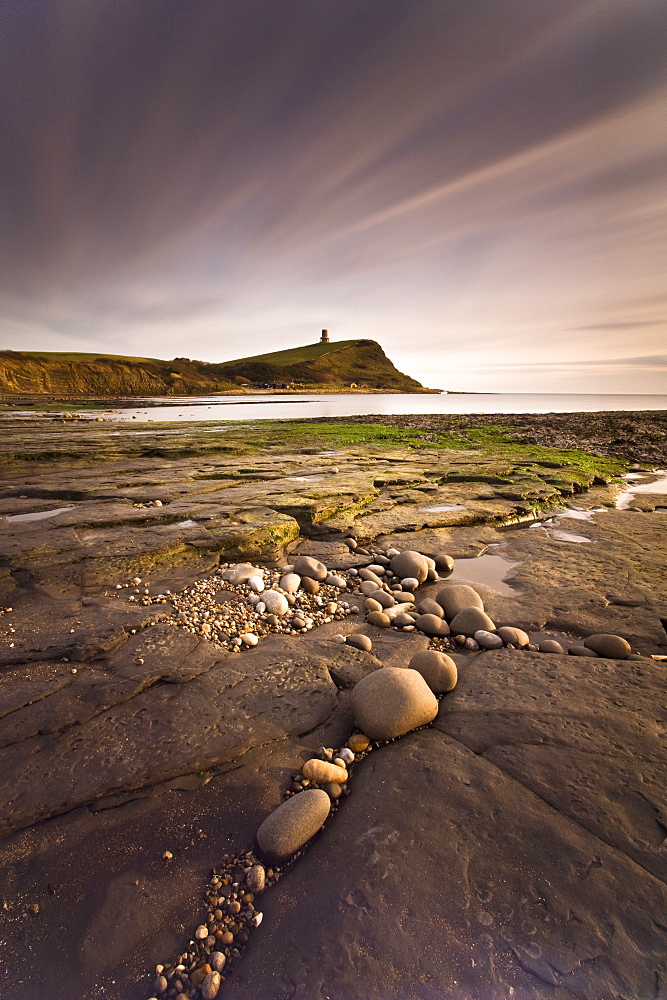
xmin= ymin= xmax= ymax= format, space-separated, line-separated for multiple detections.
xmin=0 ymin=352 xmax=238 ymax=397
xmin=0 ymin=340 xmax=425 ymax=396
xmin=216 ymin=339 xmax=425 ymax=391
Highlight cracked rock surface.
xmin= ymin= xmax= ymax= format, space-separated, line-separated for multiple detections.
xmin=0 ymin=413 xmax=665 ymax=1000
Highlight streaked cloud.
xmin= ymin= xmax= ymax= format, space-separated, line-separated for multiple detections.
xmin=0 ymin=0 xmax=665 ymax=391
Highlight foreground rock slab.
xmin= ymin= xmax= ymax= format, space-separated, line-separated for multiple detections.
xmin=0 ymin=633 xmax=352 ymax=838
xmin=228 ymin=728 xmax=666 ymax=1000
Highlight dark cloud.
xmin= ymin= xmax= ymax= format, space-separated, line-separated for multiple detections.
xmin=0 ymin=0 xmax=665 ymax=391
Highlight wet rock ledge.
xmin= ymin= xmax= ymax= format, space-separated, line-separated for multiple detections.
xmin=0 ymin=412 xmax=664 ymax=1000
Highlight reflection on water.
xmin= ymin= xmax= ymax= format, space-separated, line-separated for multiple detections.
xmin=420 ymin=503 xmax=467 ymax=512
xmin=545 ymin=528 xmax=592 ymax=543
xmin=616 ymin=470 xmax=667 ymax=509
xmin=75 ymin=391 xmax=667 ymax=423
xmin=4 ymin=506 xmax=76 ymax=523
xmin=448 ymin=553 xmax=521 ymax=596
xmin=555 ymin=507 xmax=606 ymax=521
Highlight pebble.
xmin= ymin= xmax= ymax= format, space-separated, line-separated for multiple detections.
xmin=390 ymin=591 xmax=415 ymax=604
xmin=474 ymin=629 xmax=504 ymax=649
xmin=247 ymin=575 xmax=265 ymax=593
xmin=368 ymin=590 xmax=396 ymax=609
xmin=435 ymin=553 xmax=455 ymax=575
xmin=365 ymin=597 xmax=384 ymax=614
xmin=400 ymin=577 xmax=419 ymax=591
xmin=262 ymin=590 xmax=289 ymax=616
xmin=358 ymin=568 xmax=384 ymax=587
xmin=346 ymin=634 xmax=373 ymax=652
xmin=256 ymin=788 xmax=331 ymax=862
xmin=392 ymin=613 xmax=416 ymax=628
xmin=253 ymin=912 xmax=263 ymax=927
xmin=417 ymin=598 xmax=445 ymax=618
xmin=366 ymin=610 xmax=391 ymax=628
xmin=279 ymin=573 xmax=301 ymax=593
xmin=348 ymin=733 xmax=370 ymax=752
xmin=240 ymin=633 xmax=259 ymax=646
xmin=210 ymin=951 xmax=227 ymax=972
xmin=153 ymin=975 xmax=168 ymax=994
xmin=323 ymin=781 xmax=343 ymax=800
xmin=414 ymin=613 xmax=450 ymax=637
xmin=584 ymin=633 xmax=631 ymax=658
xmin=568 ymin=645 xmax=599 ymax=657
xmin=293 ymin=555 xmax=328 ymax=581
xmin=195 ymin=924 xmax=208 ymax=940
xmin=337 ymin=747 xmax=354 ymax=764
xmin=464 ymin=637 xmax=479 ymax=650
xmin=202 ymin=971 xmax=222 ymax=999
xmin=436 ymin=584 xmax=485 ymax=618
xmin=352 ymin=666 xmax=438 ymax=741
xmin=408 ymin=649 xmax=458 ymax=693
xmin=302 ymin=759 xmax=348 ymax=784
xmin=301 ymin=576 xmax=320 ymax=595
xmin=345 ymin=538 xmax=358 ymax=549
xmin=222 ymin=563 xmax=264 ymax=585
xmin=497 ymin=626 xmax=530 ymax=648
xmin=332 ymin=634 xmax=346 ymax=643
xmin=449 ymin=607 xmax=496 ymax=636
xmin=539 ymin=639 xmax=565 ymax=654
xmin=383 ymin=602 xmax=415 ymax=621
xmin=246 ymin=864 xmax=266 ymax=893
xmin=385 ymin=547 xmax=400 ymax=557
xmin=389 ymin=550 xmax=429 ymax=584
xmin=326 ymin=575 xmax=347 ymax=589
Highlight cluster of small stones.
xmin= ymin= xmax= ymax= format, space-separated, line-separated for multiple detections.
xmin=283 ymin=733 xmax=371 ymax=804
xmin=117 ymin=565 xmax=355 ymax=653
xmin=145 ymin=734 xmax=375 ymax=996
xmin=140 ymin=544 xmax=642 ymax=999
xmin=147 ymin=851 xmax=279 ymax=1000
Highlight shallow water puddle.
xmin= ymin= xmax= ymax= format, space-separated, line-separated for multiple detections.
xmin=286 ymin=475 xmax=324 ymax=482
xmin=616 ymin=470 xmax=667 ymax=509
xmin=3 ymin=506 xmax=77 ymax=523
xmin=555 ymin=507 xmax=606 ymax=521
xmin=545 ymin=528 xmax=592 ymax=543
xmin=420 ymin=503 xmax=467 ymax=513
xmin=448 ymin=553 xmax=521 ymax=596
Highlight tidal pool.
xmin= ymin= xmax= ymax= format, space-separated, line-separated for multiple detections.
xmin=448 ymin=552 xmax=521 ymax=596
xmin=4 ymin=506 xmax=77 ymax=523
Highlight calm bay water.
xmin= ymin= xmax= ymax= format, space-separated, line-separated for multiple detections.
xmin=90 ymin=392 xmax=667 ymax=422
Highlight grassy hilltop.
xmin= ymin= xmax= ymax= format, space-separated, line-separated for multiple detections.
xmin=0 ymin=339 xmax=427 ymax=397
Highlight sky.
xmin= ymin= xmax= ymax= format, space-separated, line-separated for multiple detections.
xmin=0 ymin=0 xmax=665 ymax=393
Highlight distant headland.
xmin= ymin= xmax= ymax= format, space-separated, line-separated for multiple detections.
xmin=0 ymin=334 xmax=439 ymax=398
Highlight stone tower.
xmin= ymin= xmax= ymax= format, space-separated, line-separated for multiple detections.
xmin=320 ymin=329 xmax=329 ymax=344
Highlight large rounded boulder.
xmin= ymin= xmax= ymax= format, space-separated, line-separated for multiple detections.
xmin=389 ymin=550 xmax=430 ymax=585
xmin=293 ymin=555 xmax=328 ymax=581
xmin=449 ymin=607 xmax=496 ymax=636
xmin=584 ymin=633 xmax=631 ymax=659
xmin=351 ymin=666 xmax=438 ymax=741
xmin=407 ymin=650 xmax=458 ymax=693
xmin=436 ymin=584 xmax=484 ymax=619
xmin=256 ymin=789 xmax=331 ymax=862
